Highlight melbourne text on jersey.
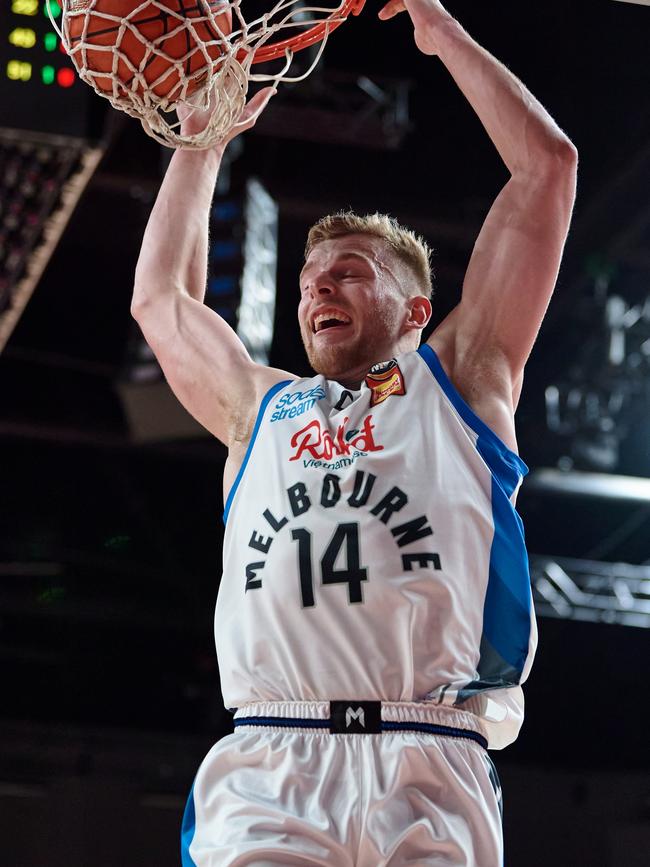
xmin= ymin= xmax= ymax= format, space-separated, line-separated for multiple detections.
xmin=243 ymin=469 xmax=442 ymax=604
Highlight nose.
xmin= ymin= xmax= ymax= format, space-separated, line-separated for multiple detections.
xmin=312 ymin=270 xmax=336 ymax=296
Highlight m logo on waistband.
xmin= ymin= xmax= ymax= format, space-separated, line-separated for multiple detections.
xmin=329 ymin=700 xmax=382 ymax=733
xmin=346 ymin=706 xmax=365 ymax=728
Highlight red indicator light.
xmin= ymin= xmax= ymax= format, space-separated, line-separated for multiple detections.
xmin=57 ymin=67 xmax=75 ymax=88
xmin=59 ymin=40 xmax=67 ymax=54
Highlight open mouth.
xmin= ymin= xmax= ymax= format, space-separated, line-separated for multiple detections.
xmin=312 ymin=311 xmax=352 ymax=334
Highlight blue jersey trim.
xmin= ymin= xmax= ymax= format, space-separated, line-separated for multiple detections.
xmin=481 ymin=476 xmax=532 ymax=674
xmin=180 ymin=782 xmax=198 ymax=867
xmin=222 ymin=379 xmax=292 ymax=525
xmin=456 ymin=478 xmax=532 ymax=698
xmin=415 ymin=345 xmax=532 ymax=692
xmin=417 ymin=344 xmax=528 ymax=498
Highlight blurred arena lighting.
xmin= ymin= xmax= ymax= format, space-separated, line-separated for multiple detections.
xmin=544 ymin=282 xmax=650 ymax=473
xmin=0 ymin=1 xmax=97 ymax=137
xmin=238 ymin=178 xmax=279 ymax=365
xmin=612 ymin=1 xmax=650 ymax=6
xmin=527 ymin=469 xmax=650 ymax=503
xmin=531 ymin=555 xmax=650 ymax=628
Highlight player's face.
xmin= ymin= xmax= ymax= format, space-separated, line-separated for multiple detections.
xmin=298 ymin=235 xmax=408 ymax=382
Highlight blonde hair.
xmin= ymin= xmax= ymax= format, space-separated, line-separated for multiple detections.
xmin=305 ymin=211 xmax=433 ymax=298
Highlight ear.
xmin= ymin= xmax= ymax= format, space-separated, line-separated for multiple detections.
xmin=405 ymin=295 xmax=432 ymax=332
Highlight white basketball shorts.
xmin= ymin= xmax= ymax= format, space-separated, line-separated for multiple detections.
xmin=181 ymin=700 xmax=503 ymax=867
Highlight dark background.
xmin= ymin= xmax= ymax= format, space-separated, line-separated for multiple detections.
xmin=1 ymin=1 xmax=650 ymax=865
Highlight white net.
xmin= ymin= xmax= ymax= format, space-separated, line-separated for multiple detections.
xmin=49 ymin=0 xmax=360 ymax=149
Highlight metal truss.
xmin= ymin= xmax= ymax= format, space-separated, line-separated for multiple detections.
xmin=253 ymin=70 xmax=412 ymax=150
xmin=531 ymin=554 xmax=650 ymax=628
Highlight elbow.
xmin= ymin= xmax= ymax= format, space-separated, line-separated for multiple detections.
xmin=130 ymin=288 xmax=183 ymax=343
xmin=130 ymin=292 xmax=147 ymax=323
xmin=131 ymin=274 xmax=148 ymax=321
xmin=131 ymin=276 xmax=188 ymax=321
xmin=131 ymin=278 xmax=164 ymax=321
xmin=538 ymin=136 xmax=579 ymax=176
xmin=556 ymin=137 xmax=578 ymax=171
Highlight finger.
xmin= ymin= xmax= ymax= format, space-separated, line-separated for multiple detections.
xmin=241 ymin=86 xmax=276 ymax=124
xmin=230 ymin=86 xmax=276 ymax=136
xmin=250 ymin=85 xmax=277 ymax=112
xmin=378 ymin=0 xmax=406 ymax=20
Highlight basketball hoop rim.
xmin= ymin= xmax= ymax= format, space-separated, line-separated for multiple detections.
xmin=238 ymin=0 xmax=366 ymax=64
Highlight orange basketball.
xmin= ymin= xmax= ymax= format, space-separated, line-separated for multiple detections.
xmin=64 ymin=0 xmax=232 ymax=103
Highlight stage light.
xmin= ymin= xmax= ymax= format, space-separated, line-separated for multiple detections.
xmin=208 ymin=275 xmax=239 ymax=296
xmin=7 ymin=59 xmax=32 ymax=81
xmin=9 ymin=27 xmax=36 ymax=48
xmin=212 ymin=201 xmax=241 ymax=222
xmin=210 ymin=240 xmax=240 ymax=261
xmin=12 ymin=0 xmax=38 ymax=15
xmin=56 ymin=66 xmax=74 ymax=87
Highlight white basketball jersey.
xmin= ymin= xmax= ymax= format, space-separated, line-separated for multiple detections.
xmin=215 ymin=346 xmax=537 ymax=749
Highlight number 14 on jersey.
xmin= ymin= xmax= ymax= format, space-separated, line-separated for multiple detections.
xmin=291 ymin=522 xmax=367 ymax=607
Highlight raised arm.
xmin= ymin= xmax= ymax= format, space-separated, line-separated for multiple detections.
xmin=380 ymin=0 xmax=578 ymax=431
xmin=132 ymin=89 xmax=294 ymax=447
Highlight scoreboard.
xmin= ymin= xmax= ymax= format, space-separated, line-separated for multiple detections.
xmin=0 ymin=1 xmax=97 ymax=136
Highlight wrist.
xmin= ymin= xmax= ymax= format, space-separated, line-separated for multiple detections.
xmin=171 ymin=141 xmax=225 ymax=174
xmin=404 ymin=0 xmax=460 ymax=58
xmin=424 ymin=10 xmax=462 ymax=53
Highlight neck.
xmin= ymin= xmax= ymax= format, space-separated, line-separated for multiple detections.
xmin=316 ymin=337 xmax=417 ymax=387
xmin=336 ymin=357 xmax=385 ymax=389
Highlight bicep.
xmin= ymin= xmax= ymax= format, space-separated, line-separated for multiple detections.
xmin=455 ymin=162 xmax=577 ymax=380
xmin=133 ymin=293 xmax=287 ymax=445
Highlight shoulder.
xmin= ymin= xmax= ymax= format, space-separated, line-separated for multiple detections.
xmin=425 ymin=320 xmax=520 ymax=455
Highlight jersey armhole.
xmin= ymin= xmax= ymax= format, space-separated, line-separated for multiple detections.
xmin=223 ymin=379 xmax=292 ymax=525
xmin=417 ymin=344 xmax=528 ymax=498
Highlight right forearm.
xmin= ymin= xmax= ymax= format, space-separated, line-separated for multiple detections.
xmin=132 ymin=144 xmax=225 ymax=311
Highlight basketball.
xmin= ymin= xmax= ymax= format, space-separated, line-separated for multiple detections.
xmin=64 ymin=0 xmax=232 ymax=103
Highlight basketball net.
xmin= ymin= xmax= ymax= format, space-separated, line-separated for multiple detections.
xmin=48 ymin=0 xmax=364 ymax=149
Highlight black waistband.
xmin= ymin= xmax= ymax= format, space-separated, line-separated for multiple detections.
xmin=232 ymin=700 xmax=488 ymax=749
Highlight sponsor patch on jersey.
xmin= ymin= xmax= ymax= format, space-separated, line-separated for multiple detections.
xmin=365 ymin=359 xmax=406 ymax=406
xmin=288 ymin=414 xmax=384 ymax=463
xmin=270 ymin=384 xmax=326 ymax=422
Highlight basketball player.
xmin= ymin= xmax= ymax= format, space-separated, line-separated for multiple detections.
xmin=132 ymin=0 xmax=577 ymax=863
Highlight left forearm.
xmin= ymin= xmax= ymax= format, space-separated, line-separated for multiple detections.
xmin=430 ymin=12 xmax=576 ymax=174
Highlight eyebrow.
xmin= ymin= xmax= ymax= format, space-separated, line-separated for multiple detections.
xmin=300 ymin=251 xmax=375 ymax=282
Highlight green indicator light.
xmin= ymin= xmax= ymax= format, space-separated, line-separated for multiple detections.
xmin=37 ymin=586 xmax=66 ymax=604
xmin=44 ymin=32 xmax=58 ymax=52
xmin=44 ymin=1 xmax=62 ymax=18
xmin=41 ymin=64 xmax=55 ymax=85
